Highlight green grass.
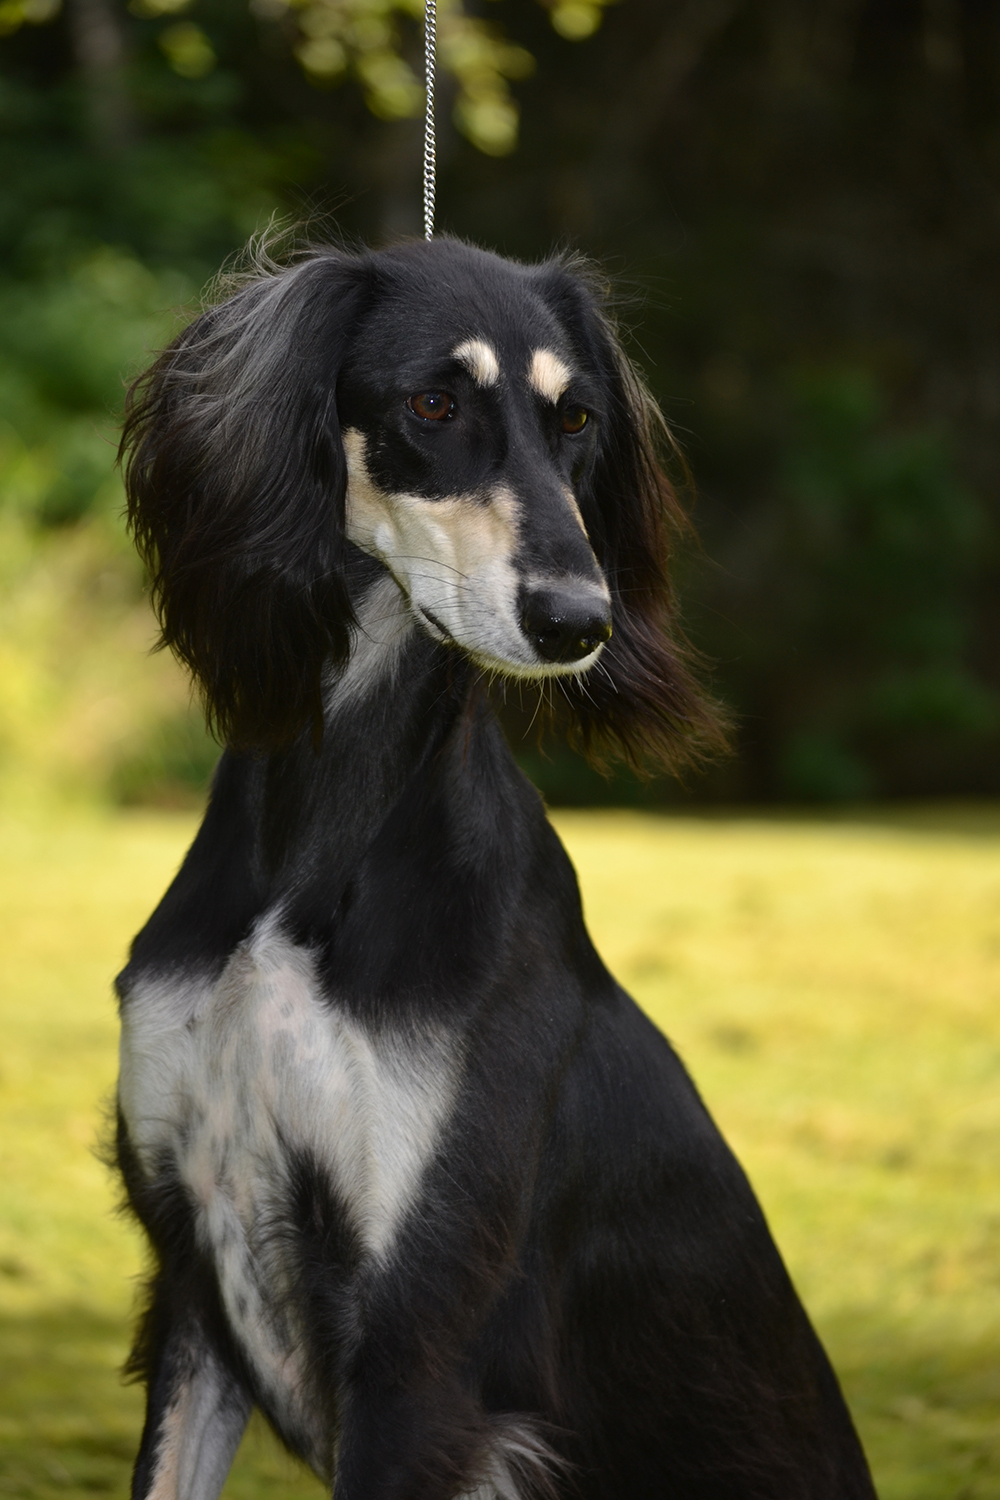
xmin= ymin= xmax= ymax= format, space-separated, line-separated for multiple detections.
xmin=2 ymin=803 xmax=999 ymax=1497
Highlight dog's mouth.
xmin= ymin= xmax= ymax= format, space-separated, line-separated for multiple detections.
xmin=416 ymin=604 xmax=457 ymax=645
xmin=414 ymin=599 xmax=610 ymax=680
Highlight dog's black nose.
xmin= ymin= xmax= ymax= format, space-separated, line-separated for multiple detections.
xmin=521 ymin=589 xmax=613 ymax=664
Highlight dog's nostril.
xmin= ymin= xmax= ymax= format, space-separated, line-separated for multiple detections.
xmin=521 ymin=591 xmax=613 ymax=664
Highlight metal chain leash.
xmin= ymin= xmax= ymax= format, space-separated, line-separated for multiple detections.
xmin=422 ymin=0 xmax=436 ymax=239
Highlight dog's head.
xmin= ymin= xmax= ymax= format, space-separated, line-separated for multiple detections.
xmin=338 ymin=242 xmax=612 ymax=680
xmin=122 ymin=237 xmax=723 ymax=770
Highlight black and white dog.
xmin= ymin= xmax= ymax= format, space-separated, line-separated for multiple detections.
xmin=115 ymin=237 xmax=875 ymax=1500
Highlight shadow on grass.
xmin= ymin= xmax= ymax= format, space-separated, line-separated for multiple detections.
xmin=0 ymin=1303 xmax=139 ymax=1498
xmin=825 ymin=1315 xmax=1000 ymax=1500
xmin=2 ymin=1304 xmax=999 ymax=1499
xmin=0 ymin=1304 xmax=321 ymax=1500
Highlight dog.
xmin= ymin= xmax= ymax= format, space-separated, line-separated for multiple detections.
xmin=115 ymin=236 xmax=876 ymax=1499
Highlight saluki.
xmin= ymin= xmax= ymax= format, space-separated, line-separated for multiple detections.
xmin=115 ymin=236 xmax=876 ymax=1499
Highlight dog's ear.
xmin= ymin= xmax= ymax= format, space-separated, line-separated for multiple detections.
xmin=120 ymin=253 xmax=370 ymax=751
xmin=536 ymin=263 xmax=729 ymax=776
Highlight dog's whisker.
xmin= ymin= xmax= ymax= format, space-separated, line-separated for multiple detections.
xmin=592 ymin=658 xmax=619 ymax=694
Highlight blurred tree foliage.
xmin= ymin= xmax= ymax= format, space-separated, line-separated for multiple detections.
xmin=0 ymin=0 xmax=997 ymax=803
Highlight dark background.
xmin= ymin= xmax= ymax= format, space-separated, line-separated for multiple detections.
xmin=2 ymin=0 xmax=997 ymax=805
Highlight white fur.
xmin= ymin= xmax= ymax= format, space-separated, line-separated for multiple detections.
xmin=326 ymin=571 xmax=414 ymax=713
xmin=527 ymin=349 xmax=571 ymax=404
xmin=146 ymin=1356 xmax=249 ymax=1500
xmin=453 ymin=338 xmax=501 ymax=387
xmin=459 ymin=1421 xmax=560 ymax=1500
xmin=119 ymin=920 xmax=459 ymax=1460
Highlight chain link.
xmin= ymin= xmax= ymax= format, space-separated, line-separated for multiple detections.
xmin=422 ymin=0 xmax=437 ymax=240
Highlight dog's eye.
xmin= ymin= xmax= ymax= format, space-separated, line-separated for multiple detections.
xmin=407 ymin=392 xmax=455 ymax=422
xmin=561 ymin=406 xmax=589 ymax=434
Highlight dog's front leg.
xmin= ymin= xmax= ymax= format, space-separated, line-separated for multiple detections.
xmin=331 ymin=1374 xmax=486 ymax=1500
xmin=130 ymin=1313 xmax=252 ymax=1500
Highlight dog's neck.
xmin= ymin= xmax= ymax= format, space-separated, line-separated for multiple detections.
xmin=123 ymin=560 xmax=530 ymax=988
xmin=325 ymin=570 xmax=418 ymax=722
xmin=254 ymin=564 xmax=477 ymax=902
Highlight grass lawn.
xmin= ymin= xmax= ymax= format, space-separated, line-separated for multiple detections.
xmin=1 ymin=801 xmax=999 ymax=1497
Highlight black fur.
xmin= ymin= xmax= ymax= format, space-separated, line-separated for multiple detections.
xmin=114 ymin=237 xmax=875 ymax=1499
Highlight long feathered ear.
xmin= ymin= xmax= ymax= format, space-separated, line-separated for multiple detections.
xmin=120 ymin=251 xmax=371 ymax=752
xmin=535 ymin=262 xmax=729 ymax=776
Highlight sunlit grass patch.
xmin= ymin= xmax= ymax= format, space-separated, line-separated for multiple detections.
xmin=2 ymin=803 xmax=999 ymax=1497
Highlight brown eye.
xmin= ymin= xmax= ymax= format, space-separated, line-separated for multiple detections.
xmin=561 ymin=406 xmax=589 ymax=434
xmin=407 ymin=392 xmax=455 ymax=421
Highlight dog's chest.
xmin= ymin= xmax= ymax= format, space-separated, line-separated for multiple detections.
xmin=118 ymin=922 xmax=457 ymax=1442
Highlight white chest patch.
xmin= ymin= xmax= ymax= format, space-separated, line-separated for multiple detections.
xmin=119 ymin=920 xmax=458 ymax=1447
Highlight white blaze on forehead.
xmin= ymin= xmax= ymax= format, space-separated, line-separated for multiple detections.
xmin=452 ymin=337 xmax=501 ymax=387
xmin=528 ymin=348 xmax=572 ymax=404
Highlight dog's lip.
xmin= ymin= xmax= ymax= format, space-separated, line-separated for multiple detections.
xmin=415 ymin=603 xmax=604 ymax=676
xmin=416 ymin=604 xmax=457 ymax=644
